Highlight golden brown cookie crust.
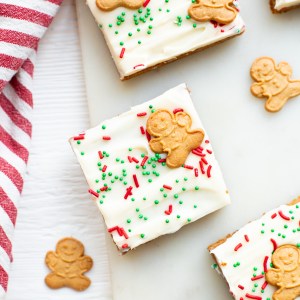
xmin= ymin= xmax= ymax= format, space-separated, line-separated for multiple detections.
xmin=250 ymin=56 xmax=300 ymax=112
xmin=45 ymin=237 xmax=93 ymax=291
xmin=146 ymin=109 xmax=204 ymax=168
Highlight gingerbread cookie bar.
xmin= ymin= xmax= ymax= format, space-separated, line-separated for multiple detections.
xmin=270 ymin=0 xmax=300 ymax=13
xmin=208 ymin=197 xmax=300 ymax=300
xmin=70 ymin=84 xmax=230 ymax=253
xmin=86 ymin=0 xmax=245 ymax=80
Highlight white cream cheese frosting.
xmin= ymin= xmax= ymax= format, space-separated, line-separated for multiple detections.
xmin=86 ymin=0 xmax=245 ymax=79
xmin=275 ymin=0 xmax=300 ymax=10
xmin=70 ymin=84 xmax=230 ymax=252
xmin=210 ymin=200 xmax=300 ymax=300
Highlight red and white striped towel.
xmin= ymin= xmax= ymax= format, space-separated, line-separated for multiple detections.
xmin=0 ymin=0 xmax=62 ymax=296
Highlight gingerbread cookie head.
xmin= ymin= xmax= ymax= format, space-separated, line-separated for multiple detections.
xmin=96 ymin=0 xmax=144 ymax=11
xmin=56 ymin=237 xmax=84 ymax=263
xmin=272 ymin=245 xmax=300 ymax=272
xmin=146 ymin=109 xmax=204 ymax=168
xmin=189 ymin=0 xmax=237 ymax=24
xmin=250 ymin=57 xmax=277 ymax=82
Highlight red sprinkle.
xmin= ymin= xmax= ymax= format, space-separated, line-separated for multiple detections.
xmin=137 ymin=112 xmax=147 ymax=117
xmin=201 ymin=158 xmax=208 ymax=165
xmin=205 ymin=140 xmax=210 ymax=144
xmin=98 ymin=151 xmax=104 ymax=159
xmin=199 ymin=161 xmax=205 ymax=174
xmin=192 ymin=150 xmax=206 ymax=157
xmin=244 ymin=235 xmax=249 ymax=242
xmin=261 ymin=281 xmax=268 ymax=290
xmin=128 ymin=156 xmax=132 ymax=163
xmin=164 ymin=205 xmax=173 ymax=215
xmin=122 ymin=244 xmax=129 ymax=249
xmin=146 ymin=131 xmax=151 ymax=142
xmin=131 ymin=157 xmax=139 ymax=163
xmin=234 ymin=243 xmax=242 ymax=251
xmin=133 ymin=174 xmax=139 ymax=188
xmin=102 ymin=136 xmax=111 ymax=141
xmin=263 ymin=256 xmax=269 ymax=273
xmin=74 ymin=135 xmax=85 ymax=140
xmin=158 ymin=158 xmax=166 ymax=163
xmin=206 ymin=149 xmax=212 ymax=154
xmin=184 ymin=164 xmax=193 ymax=170
xmin=173 ymin=108 xmax=184 ymax=114
xmin=102 ymin=165 xmax=107 ymax=172
xmin=88 ymin=189 xmax=99 ymax=198
xmin=124 ymin=186 xmax=133 ymax=199
xmin=143 ymin=0 xmax=151 ymax=7
xmin=207 ymin=165 xmax=212 ymax=178
xmin=278 ymin=210 xmax=290 ymax=221
xmin=108 ymin=226 xmax=129 ymax=239
xmin=194 ymin=168 xmax=199 ymax=177
xmin=100 ymin=186 xmax=108 ymax=192
xmin=119 ymin=47 xmax=125 ymax=58
xmin=271 ymin=213 xmax=277 ymax=219
xmin=140 ymin=156 xmax=148 ymax=166
xmin=140 ymin=126 xmax=145 ymax=135
xmin=245 ymin=294 xmax=262 ymax=300
xmin=251 ymin=274 xmax=264 ymax=281
xmin=163 ymin=185 xmax=172 ymax=190
xmin=270 ymin=238 xmax=277 ymax=252
xmin=133 ymin=64 xmax=145 ymax=69
xmin=238 ymin=285 xmax=244 ymax=290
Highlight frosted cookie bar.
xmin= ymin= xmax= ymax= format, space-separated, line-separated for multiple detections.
xmin=70 ymin=84 xmax=230 ymax=253
xmin=270 ymin=0 xmax=300 ymax=12
xmin=86 ymin=0 xmax=245 ymax=80
xmin=209 ymin=197 xmax=300 ymax=300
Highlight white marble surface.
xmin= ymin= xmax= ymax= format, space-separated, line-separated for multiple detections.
xmin=5 ymin=1 xmax=112 ymax=299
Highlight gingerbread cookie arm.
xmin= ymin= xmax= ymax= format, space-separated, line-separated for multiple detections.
xmin=251 ymin=82 xmax=265 ymax=98
xmin=45 ymin=251 xmax=59 ymax=272
xmin=78 ymin=256 xmax=93 ymax=273
xmin=175 ymin=112 xmax=192 ymax=128
xmin=278 ymin=62 xmax=293 ymax=77
xmin=266 ymin=268 xmax=283 ymax=286
xmin=149 ymin=138 xmax=164 ymax=154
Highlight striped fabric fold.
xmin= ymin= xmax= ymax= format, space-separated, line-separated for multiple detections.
xmin=0 ymin=0 xmax=63 ymax=296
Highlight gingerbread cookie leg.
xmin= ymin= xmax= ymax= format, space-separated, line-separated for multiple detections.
xmin=66 ymin=276 xmax=91 ymax=291
xmin=45 ymin=273 xmax=65 ymax=289
xmin=273 ymin=286 xmax=300 ymax=300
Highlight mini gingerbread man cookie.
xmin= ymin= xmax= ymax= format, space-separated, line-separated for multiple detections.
xmin=188 ymin=0 xmax=237 ymax=24
xmin=96 ymin=0 xmax=144 ymax=11
xmin=146 ymin=109 xmax=204 ymax=168
xmin=266 ymin=245 xmax=300 ymax=300
xmin=45 ymin=237 xmax=93 ymax=291
xmin=250 ymin=57 xmax=300 ymax=112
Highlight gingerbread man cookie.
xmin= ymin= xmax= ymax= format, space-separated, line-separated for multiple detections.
xmin=45 ymin=237 xmax=93 ymax=291
xmin=266 ymin=245 xmax=300 ymax=300
xmin=96 ymin=0 xmax=144 ymax=11
xmin=188 ymin=0 xmax=237 ymax=24
xmin=146 ymin=109 xmax=204 ymax=168
xmin=250 ymin=57 xmax=300 ymax=112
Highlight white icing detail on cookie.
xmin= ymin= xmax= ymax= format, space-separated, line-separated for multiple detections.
xmin=86 ymin=0 xmax=245 ymax=79
xmin=210 ymin=202 xmax=300 ymax=299
xmin=70 ymin=84 xmax=230 ymax=252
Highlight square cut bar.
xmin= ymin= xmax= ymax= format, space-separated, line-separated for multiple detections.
xmin=270 ymin=0 xmax=300 ymax=12
xmin=208 ymin=197 xmax=300 ymax=300
xmin=70 ymin=84 xmax=230 ymax=253
xmin=86 ymin=0 xmax=245 ymax=80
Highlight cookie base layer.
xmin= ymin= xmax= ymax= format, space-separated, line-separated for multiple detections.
xmin=208 ymin=197 xmax=300 ymax=300
xmin=120 ymin=30 xmax=245 ymax=81
xmin=270 ymin=0 xmax=300 ymax=13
